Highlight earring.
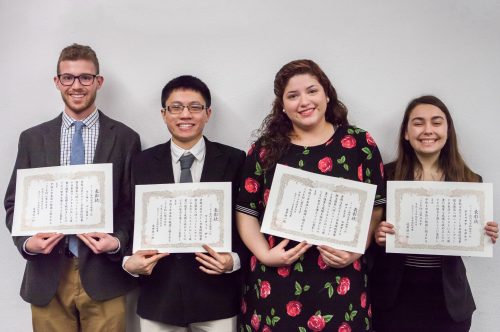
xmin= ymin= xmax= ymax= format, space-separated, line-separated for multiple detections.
xmin=327 ymin=98 xmax=330 ymax=103
xmin=282 ymin=109 xmax=286 ymax=113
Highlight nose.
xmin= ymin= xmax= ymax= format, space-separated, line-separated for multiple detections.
xmin=299 ymin=93 xmax=311 ymax=107
xmin=71 ymin=77 xmax=84 ymax=88
xmin=179 ymin=106 xmax=193 ymax=118
xmin=423 ymin=122 xmax=433 ymax=134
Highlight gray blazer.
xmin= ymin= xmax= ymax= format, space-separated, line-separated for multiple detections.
xmin=4 ymin=111 xmax=141 ymax=306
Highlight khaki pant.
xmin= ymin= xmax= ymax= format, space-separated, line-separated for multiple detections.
xmin=31 ymin=257 xmax=126 ymax=332
xmin=139 ymin=316 xmax=237 ymax=332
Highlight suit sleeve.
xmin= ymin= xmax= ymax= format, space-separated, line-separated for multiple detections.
xmin=108 ymin=132 xmax=141 ymax=260
xmin=4 ymin=132 xmax=36 ymax=260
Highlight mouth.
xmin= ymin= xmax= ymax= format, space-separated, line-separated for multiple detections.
xmin=298 ymin=107 xmax=315 ymax=116
xmin=177 ymin=123 xmax=195 ymax=129
xmin=69 ymin=91 xmax=86 ymax=100
xmin=419 ymin=138 xmax=438 ymax=145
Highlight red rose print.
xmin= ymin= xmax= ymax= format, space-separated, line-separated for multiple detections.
xmin=263 ymin=188 xmax=270 ymax=206
xmin=317 ymin=254 xmax=328 ymax=270
xmin=259 ymin=147 xmax=268 ymax=161
xmin=251 ymin=313 xmax=260 ymax=331
xmin=241 ymin=298 xmax=247 ymax=314
xmin=307 ymin=314 xmax=326 ymax=332
xmin=337 ymin=277 xmax=350 ymax=295
xmin=357 ymin=164 xmax=363 ymax=181
xmin=247 ymin=144 xmax=255 ymax=156
xmin=260 ymin=280 xmax=271 ymax=299
xmin=368 ymin=304 xmax=372 ymax=318
xmin=380 ymin=161 xmax=384 ymax=179
xmin=262 ymin=325 xmax=272 ymax=332
xmin=267 ymin=235 xmax=275 ymax=248
xmin=318 ymin=157 xmax=333 ymax=173
xmin=245 ymin=177 xmax=259 ymax=193
xmin=338 ymin=322 xmax=352 ymax=332
xmin=286 ymin=300 xmax=303 ymax=317
xmin=366 ymin=132 xmax=376 ymax=146
xmin=341 ymin=135 xmax=356 ymax=149
xmin=250 ymin=255 xmax=257 ymax=272
xmin=353 ymin=259 xmax=361 ymax=271
xmin=360 ymin=292 xmax=367 ymax=308
xmin=277 ymin=266 xmax=290 ymax=278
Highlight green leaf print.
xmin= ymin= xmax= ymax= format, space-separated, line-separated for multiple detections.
xmin=347 ymin=128 xmax=354 ymax=134
xmin=343 ymin=163 xmax=349 ymax=171
xmin=336 ymin=276 xmax=341 ymax=283
xmin=254 ymin=284 xmax=259 ymax=299
xmin=261 ymin=265 xmax=266 ymax=272
xmin=365 ymin=168 xmax=371 ymax=177
xmin=298 ymin=159 xmax=304 ymax=168
xmin=361 ymin=147 xmax=371 ymax=155
xmin=303 ymin=149 xmax=310 ymax=155
xmin=328 ymin=286 xmax=334 ymax=298
xmin=364 ymin=274 xmax=368 ymax=287
xmin=349 ymin=303 xmax=353 ymax=311
xmin=337 ymin=155 xmax=346 ymax=164
xmin=303 ymin=285 xmax=310 ymax=292
xmin=365 ymin=317 xmax=370 ymax=330
xmin=294 ymin=262 xmax=303 ymax=272
xmin=315 ymin=310 xmax=322 ymax=316
xmin=350 ymin=310 xmax=358 ymax=320
xmin=250 ymin=202 xmax=256 ymax=209
xmin=355 ymin=128 xmax=361 ymax=134
xmin=266 ymin=316 xmax=272 ymax=325
xmin=255 ymin=162 xmax=262 ymax=176
xmin=272 ymin=316 xmax=280 ymax=325
xmin=271 ymin=308 xmax=275 ymax=315
xmin=246 ymin=324 xmax=252 ymax=332
xmin=299 ymin=327 xmax=307 ymax=332
xmin=324 ymin=315 xmax=333 ymax=323
xmin=366 ymin=153 xmax=372 ymax=160
xmin=345 ymin=312 xmax=350 ymax=321
xmin=295 ymin=281 xmax=302 ymax=295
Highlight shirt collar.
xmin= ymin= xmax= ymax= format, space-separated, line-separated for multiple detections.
xmin=62 ymin=108 xmax=99 ymax=129
xmin=171 ymin=137 xmax=206 ymax=163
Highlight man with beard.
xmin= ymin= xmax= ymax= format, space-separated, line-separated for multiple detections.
xmin=4 ymin=43 xmax=140 ymax=331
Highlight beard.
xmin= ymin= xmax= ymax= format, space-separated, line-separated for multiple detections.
xmin=60 ymin=88 xmax=98 ymax=115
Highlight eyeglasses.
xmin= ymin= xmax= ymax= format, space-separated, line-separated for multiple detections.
xmin=163 ymin=104 xmax=207 ymax=114
xmin=57 ymin=74 xmax=99 ymax=86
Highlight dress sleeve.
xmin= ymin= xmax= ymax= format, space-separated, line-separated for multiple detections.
xmin=358 ymin=131 xmax=386 ymax=206
xmin=236 ymin=143 xmax=266 ymax=220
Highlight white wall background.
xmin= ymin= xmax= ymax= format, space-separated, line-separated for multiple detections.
xmin=1 ymin=1 xmax=499 ymax=331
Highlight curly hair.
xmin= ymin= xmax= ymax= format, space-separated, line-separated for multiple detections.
xmin=256 ymin=59 xmax=348 ymax=170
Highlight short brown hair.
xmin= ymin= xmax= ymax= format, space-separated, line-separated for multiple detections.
xmin=57 ymin=43 xmax=99 ymax=74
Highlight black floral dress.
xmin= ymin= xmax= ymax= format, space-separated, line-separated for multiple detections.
xmin=236 ymin=125 xmax=385 ymax=332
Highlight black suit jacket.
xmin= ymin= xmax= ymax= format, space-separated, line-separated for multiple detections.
xmin=4 ymin=111 xmax=141 ymax=306
xmin=131 ymin=138 xmax=246 ymax=326
xmin=369 ymin=162 xmax=476 ymax=322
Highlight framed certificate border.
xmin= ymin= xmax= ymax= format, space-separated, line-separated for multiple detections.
xmin=386 ymin=181 xmax=494 ymax=257
xmin=261 ymin=164 xmax=377 ymax=253
xmin=12 ymin=164 xmax=113 ymax=236
xmin=133 ymin=182 xmax=232 ymax=253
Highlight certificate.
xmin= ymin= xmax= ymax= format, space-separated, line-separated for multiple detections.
xmin=133 ymin=182 xmax=232 ymax=253
xmin=12 ymin=164 xmax=113 ymax=236
xmin=261 ymin=164 xmax=377 ymax=253
xmin=386 ymin=181 xmax=493 ymax=257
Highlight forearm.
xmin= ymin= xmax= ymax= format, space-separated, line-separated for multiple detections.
xmin=236 ymin=212 xmax=270 ymax=263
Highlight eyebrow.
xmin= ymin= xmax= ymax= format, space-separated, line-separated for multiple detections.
xmin=285 ymin=84 xmax=318 ymax=94
xmin=410 ymin=116 xmax=445 ymax=122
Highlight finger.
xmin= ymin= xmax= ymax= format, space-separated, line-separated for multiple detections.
xmin=135 ymin=249 xmax=161 ymax=256
xmin=78 ymin=235 xmax=99 ymax=253
xmin=202 ymin=244 xmax=221 ymax=260
xmin=199 ymin=265 xmax=222 ymax=275
xmin=196 ymin=253 xmax=225 ymax=270
xmin=277 ymin=239 xmax=290 ymax=249
xmin=196 ymin=256 xmax=223 ymax=273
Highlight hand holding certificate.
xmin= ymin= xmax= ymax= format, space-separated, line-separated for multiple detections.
xmin=133 ymin=182 xmax=231 ymax=253
xmin=260 ymin=164 xmax=377 ymax=254
xmin=386 ymin=181 xmax=494 ymax=257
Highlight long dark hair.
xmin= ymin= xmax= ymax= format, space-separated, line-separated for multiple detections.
xmin=256 ymin=59 xmax=348 ymax=170
xmin=394 ymin=95 xmax=479 ymax=182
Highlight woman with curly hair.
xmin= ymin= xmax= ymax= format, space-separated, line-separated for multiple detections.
xmin=236 ymin=59 xmax=385 ymax=331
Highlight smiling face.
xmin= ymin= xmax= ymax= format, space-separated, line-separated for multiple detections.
xmin=162 ymin=89 xmax=211 ymax=149
xmin=405 ymin=103 xmax=448 ymax=160
xmin=54 ymin=60 xmax=103 ymax=120
xmin=282 ymin=74 xmax=329 ymax=133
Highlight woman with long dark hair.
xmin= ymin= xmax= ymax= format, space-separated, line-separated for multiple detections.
xmin=370 ymin=95 xmax=498 ymax=332
xmin=236 ymin=59 xmax=385 ymax=331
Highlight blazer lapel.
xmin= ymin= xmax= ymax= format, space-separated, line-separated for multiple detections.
xmin=93 ymin=111 xmax=116 ymax=163
xmin=44 ymin=115 xmax=62 ymax=166
xmin=153 ymin=141 xmax=175 ymax=183
xmin=200 ymin=137 xmax=227 ymax=182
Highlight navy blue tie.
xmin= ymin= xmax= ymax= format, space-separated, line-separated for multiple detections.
xmin=69 ymin=121 xmax=85 ymax=256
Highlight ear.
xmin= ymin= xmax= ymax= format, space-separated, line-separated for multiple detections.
xmin=96 ymin=75 xmax=104 ymax=90
xmin=161 ymin=108 xmax=168 ymax=123
xmin=54 ymin=76 xmax=61 ymax=91
xmin=205 ymin=107 xmax=212 ymax=122
xmin=404 ymin=130 xmax=409 ymax=141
